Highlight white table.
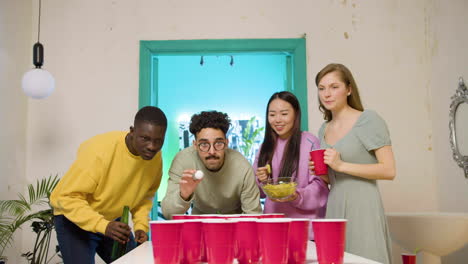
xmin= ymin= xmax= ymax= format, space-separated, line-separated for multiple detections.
xmin=113 ymin=241 xmax=382 ymax=264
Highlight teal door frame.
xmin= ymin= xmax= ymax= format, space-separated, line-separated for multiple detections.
xmin=138 ymin=38 xmax=309 ymax=219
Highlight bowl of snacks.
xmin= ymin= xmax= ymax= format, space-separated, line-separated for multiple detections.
xmin=261 ymin=177 xmax=297 ymax=201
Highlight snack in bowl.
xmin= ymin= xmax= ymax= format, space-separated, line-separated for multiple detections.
xmin=261 ymin=177 xmax=297 ymax=201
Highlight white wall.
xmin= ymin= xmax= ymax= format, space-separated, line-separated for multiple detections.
xmin=2 ymin=0 xmax=467 ymax=263
xmin=35 ymin=0 xmax=443 ymax=211
xmin=430 ymin=1 xmax=468 ymax=262
xmin=0 ymin=0 xmax=31 ymax=262
xmin=430 ymin=0 xmax=468 ymax=213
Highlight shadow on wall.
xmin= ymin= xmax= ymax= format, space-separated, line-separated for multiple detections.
xmin=442 ymin=243 xmax=468 ymax=264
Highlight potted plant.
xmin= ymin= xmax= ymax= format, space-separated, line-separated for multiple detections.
xmin=0 ymin=175 xmax=61 ymax=264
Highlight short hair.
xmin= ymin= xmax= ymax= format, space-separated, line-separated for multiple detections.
xmin=189 ymin=111 xmax=231 ymax=137
xmin=134 ymin=106 xmax=167 ymax=127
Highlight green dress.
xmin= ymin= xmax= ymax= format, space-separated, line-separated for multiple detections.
xmin=318 ymin=110 xmax=392 ymax=264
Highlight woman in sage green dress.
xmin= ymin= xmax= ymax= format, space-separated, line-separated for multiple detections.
xmin=311 ymin=63 xmax=396 ymax=264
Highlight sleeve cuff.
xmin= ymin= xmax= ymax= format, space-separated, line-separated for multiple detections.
xmin=289 ymin=191 xmax=302 ymax=207
xmin=95 ymin=218 xmax=110 ymax=235
xmin=179 ymin=192 xmax=194 ymax=203
xmin=134 ymin=222 xmax=149 ymax=233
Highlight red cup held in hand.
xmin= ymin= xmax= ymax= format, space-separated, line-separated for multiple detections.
xmin=310 ymin=149 xmax=328 ymax=176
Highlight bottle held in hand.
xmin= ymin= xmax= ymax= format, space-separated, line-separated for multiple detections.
xmin=111 ymin=205 xmax=130 ymax=261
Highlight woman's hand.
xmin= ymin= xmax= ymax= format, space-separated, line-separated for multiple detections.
xmin=324 ymin=148 xmax=344 ymax=172
xmin=308 ymin=160 xmax=315 ymax=173
xmin=309 ymin=159 xmax=330 ymax=184
xmin=256 ymin=166 xmax=269 ymax=182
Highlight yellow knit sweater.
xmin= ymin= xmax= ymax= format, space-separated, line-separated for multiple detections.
xmin=50 ymin=131 xmax=162 ymax=234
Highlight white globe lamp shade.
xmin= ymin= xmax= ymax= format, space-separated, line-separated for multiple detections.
xmin=22 ymin=68 xmax=55 ymax=99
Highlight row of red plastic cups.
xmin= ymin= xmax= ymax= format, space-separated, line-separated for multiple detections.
xmin=173 ymin=213 xmax=286 ymax=219
xmin=150 ymin=214 xmax=310 ymax=264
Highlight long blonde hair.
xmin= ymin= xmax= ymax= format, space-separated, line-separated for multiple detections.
xmin=315 ymin=63 xmax=364 ymax=121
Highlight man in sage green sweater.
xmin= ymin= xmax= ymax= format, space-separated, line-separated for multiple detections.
xmin=161 ymin=111 xmax=262 ymax=219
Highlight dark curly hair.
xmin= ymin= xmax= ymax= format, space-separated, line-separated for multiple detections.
xmin=189 ymin=111 xmax=231 ymax=138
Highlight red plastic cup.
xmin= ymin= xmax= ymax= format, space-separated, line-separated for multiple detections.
xmin=311 ymin=219 xmax=347 ymax=264
xmin=401 ymin=253 xmax=416 ymax=264
xmin=197 ymin=214 xmax=227 ymax=219
xmin=240 ymin=214 xmax=264 ymax=218
xmin=310 ymin=149 xmax=328 ymax=175
xmin=225 ymin=214 xmax=244 ymax=218
xmin=202 ymin=219 xmax=236 ymax=264
xmin=288 ymin=219 xmax=310 ymax=264
xmin=181 ymin=220 xmax=203 ymax=264
xmin=257 ymin=218 xmax=291 ymax=264
xmin=150 ymin=220 xmax=184 ymax=264
xmin=172 ymin=214 xmax=189 ymax=220
xmin=194 ymin=214 xmax=228 ymax=262
xmin=233 ymin=218 xmax=261 ymax=264
xmin=259 ymin=213 xmax=286 ymax=218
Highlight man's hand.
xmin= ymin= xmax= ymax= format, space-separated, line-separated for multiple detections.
xmin=179 ymin=169 xmax=203 ymax=201
xmin=135 ymin=230 xmax=148 ymax=243
xmin=105 ymin=221 xmax=131 ymax=244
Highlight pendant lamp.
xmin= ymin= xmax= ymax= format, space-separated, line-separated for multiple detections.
xmin=22 ymin=0 xmax=55 ymax=99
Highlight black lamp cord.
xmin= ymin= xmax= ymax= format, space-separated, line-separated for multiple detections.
xmin=37 ymin=0 xmax=41 ymax=43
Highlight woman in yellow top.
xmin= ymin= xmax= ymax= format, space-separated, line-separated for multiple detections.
xmin=50 ymin=106 xmax=167 ymax=264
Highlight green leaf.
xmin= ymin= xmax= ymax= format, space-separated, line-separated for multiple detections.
xmin=238 ymin=116 xmax=264 ymax=161
xmin=0 ymin=174 xmax=60 ymax=259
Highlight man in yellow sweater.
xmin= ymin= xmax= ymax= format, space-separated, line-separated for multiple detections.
xmin=50 ymin=106 xmax=167 ymax=264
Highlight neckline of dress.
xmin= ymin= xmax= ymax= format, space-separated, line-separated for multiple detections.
xmin=323 ymin=110 xmax=366 ymax=147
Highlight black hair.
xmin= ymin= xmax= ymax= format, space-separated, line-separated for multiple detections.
xmin=134 ymin=106 xmax=167 ymax=127
xmin=189 ymin=111 xmax=231 ymax=137
xmin=258 ymin=91 xmax=302 ymax=178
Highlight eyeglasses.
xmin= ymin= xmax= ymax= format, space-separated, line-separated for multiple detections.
xmin=197 ymin=141 xmax=226 ymax=152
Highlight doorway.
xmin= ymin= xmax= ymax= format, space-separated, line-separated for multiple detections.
xmin=139 ymin=38 xmax=308 ymax=219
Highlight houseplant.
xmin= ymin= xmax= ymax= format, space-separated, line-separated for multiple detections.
xmin=238 ymin=116 xmax=264 ymax=163
xmin=0 ymin=174 xmax=60 ymax=264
